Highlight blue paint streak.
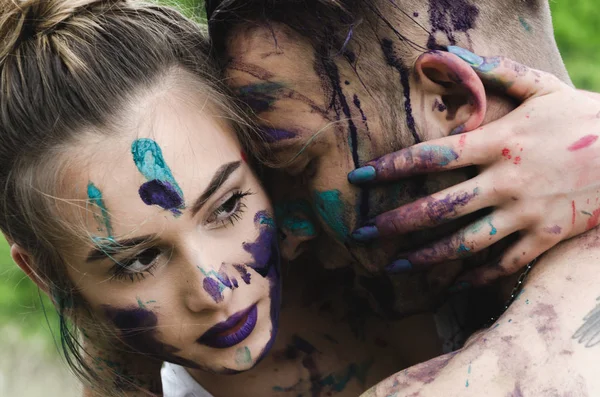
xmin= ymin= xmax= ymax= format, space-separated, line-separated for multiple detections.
xmin=313 ymin=190 xmax=350 ymax=242
xmin=458 ymin=244 xmax=471 ymax=254
xmin=420 ymin=145 xmax=459 ymax=166
xmin=487 ymin=218 xmax=497 ymax=235
xmin=87 ymin=182 xmax=113 ymax=238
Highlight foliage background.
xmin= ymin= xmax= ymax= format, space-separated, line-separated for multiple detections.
xmin=0 ymin=1 xmax=598 ymax=395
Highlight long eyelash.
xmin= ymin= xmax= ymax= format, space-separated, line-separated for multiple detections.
xmin=109 ymin=256 xmax=160 ymax=283
xmin=216 ymin=189 xmax=254 ymax=228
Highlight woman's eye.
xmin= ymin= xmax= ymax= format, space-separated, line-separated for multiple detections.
xmin=206 ymin=190 xmax=253 ymax=227
xmin=127 ymin=248 xmax=161 ymax=272
xmin=110 ymin=247 xmax=162 ymax=283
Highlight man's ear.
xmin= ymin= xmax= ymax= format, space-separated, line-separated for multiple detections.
xmin=414 ymin=51 xmax=487 ymax=135
xmin=11 ymin=244 xmax=48 ymax=293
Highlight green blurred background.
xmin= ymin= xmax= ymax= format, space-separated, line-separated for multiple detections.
xmin=0 ymin=1 xmax=598 ymax=395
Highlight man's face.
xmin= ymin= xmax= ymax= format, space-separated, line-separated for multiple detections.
xmin=225 ymin=23 xmax=472 ymax=311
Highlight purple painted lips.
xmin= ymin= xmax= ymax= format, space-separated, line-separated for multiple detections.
xmin=197 ymin=304 xmax=258 ymax=349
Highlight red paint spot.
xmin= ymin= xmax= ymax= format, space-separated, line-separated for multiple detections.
xmin=588 ymin=199 xmax=591 ymax=205
xmin=241 ymin=151 xmax=248 ymax=162
xmin=502 ymin=148 xmax=512 ymax=160
xmin=571 ymin=201 xmax=576 ymax=226
xmin=513 ymin=156 xmax=521 ymax=165
xmin=586 ymin=208 xmax=600 ymax=230
xmin=459 ymin=135 xmax=467 ymax=148
xmin=568 ymin=135 xmax=599 ymax=152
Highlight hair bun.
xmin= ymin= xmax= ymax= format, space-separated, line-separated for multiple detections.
xmin=0 ymin=0 xmax=123 ymax=62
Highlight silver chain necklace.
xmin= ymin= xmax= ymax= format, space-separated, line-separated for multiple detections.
xmin=485 ymin=259 xmax=536 ymax=327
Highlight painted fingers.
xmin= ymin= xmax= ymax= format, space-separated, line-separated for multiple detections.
xmin=352 ymin=177 xmax=492 ymax=240
xmin=348 ymin=132 xmax=500 ymax=184
xmin=447 ymin=46 xmax=568 ymax=101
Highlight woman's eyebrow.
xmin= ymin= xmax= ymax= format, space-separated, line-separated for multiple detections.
xmin=86 ymin=236 xmax=155 ymax=262
xmin=190 ymin=161 xmax=241 ymax=217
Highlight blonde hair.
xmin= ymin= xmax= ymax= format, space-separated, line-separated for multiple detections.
xmin=0 ymin=0 xmax=256 ymax=394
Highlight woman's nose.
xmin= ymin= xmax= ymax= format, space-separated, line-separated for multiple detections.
xmin=182 ymin=262 xmax=234 ymax=313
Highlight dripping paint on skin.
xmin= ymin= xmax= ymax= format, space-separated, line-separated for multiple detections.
xmin=381 ymin=39 xmax=421 ymax=145
xmin=313 ymin=190 xmax=351 ymax=242
xmin=242 ymin=211 xmax=281 ymax=363
xmin=568 ymin=135 xmax=599 ymax=152
xmin=315 ymin=43 xmax=371 ymax=223
xmin=103 ymin=306 xmax=201 ymax=369
xmin=87 ymin=182 xmax=114 ymax=241
xmin=131 ymin=139 xmax=184 ymax=215
xmin=427 ymin=0 xmax=480 ymax=49
xmin=353 ymin=94 xmax=372 ymax=223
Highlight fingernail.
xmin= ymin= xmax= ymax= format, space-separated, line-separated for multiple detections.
xmin=450 ymin=124 xmax=465 ymax=136
xmin=351 ymin=225 xmax=379 ymax=241
xmin=348 ymin=166 xmax=376 ymax=184
xmin=448 ymin=281 xmax=472 ymax=293
xmin=447 ymin=46 xmax=483 ymax=68
xmin=385 ymin=259 xmax=413 ymax=274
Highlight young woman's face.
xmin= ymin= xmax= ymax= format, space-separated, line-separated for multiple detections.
xmin=60 ymin=78 xmax=280 ymax=373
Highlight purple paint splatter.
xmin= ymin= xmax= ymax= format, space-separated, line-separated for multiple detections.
xmin=427 ymin=0 xmax=480 ymax=49
xmin=203 ymin=277 xmax=224 ymax=303
xmin=138 ymin=180 xmax=184 ymax=215
xmin=260 ymin=128 xmax=296 ymax=143
xmin=103 ymin=306 xmax=201 ymax=369
xmin=233 ymin=264 xmax=252 ymax=285
xmin=242 ymin=211 xmax=281 ymax=363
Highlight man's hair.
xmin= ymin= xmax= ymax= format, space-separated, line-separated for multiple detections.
xmin=0 ymin=0 xmax=254 ymax=393
xmin=206 ymin=0 xmax=569 ymax=80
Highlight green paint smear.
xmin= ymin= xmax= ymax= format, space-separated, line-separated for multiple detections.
xmin=420 ymin=145 xmax=459 ymax=166
xmin=275 ymin=200 xmax=317 ymax=238
xmin=487 ymin=217 xmax=497 ymax=235
xmin=457 ymin=244 xmax=471 ymax=254
xmin=131 ymin=138 xmax=184 ymax=199
xmin=313 ymin=190 xmax=350 ymax=242
xmin=319 ymin=360 xmax=374 ymax=392
xmin=519 ymin=16 xmax=532 ymax=32
xmin=235 ymin=346 xmax=252 ymax=365
xmin=87 ymin=182 xmax=113 ymax=238
xmin=136 ymin=297 xmax=146 ymax=309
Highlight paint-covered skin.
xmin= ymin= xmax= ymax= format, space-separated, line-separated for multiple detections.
xmin=362 ymin=227 xmax=600 ymax=396
xmin=346 ymin=51 xmax=600 ymax=286
xmin=224 ymin=18 xmax=481 ymax=315
xmin=192 ymin=254 xmax=433 ymax=397
xmin=61 ymin=78 xmax=282 ymax=375
xmin=87 ymin=182 xmax=114 ymax=240
xmin=131 ymin=138 xmax=185 ymax=215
